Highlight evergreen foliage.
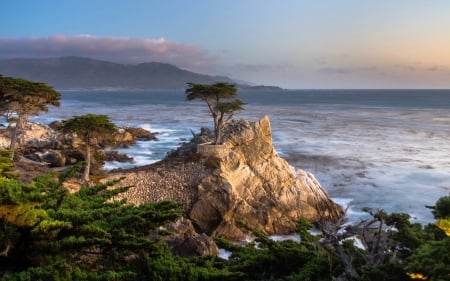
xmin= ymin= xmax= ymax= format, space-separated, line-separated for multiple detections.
xmin=185 ymin=82 xmax=244 ymax=144
xmin=405 ymin=195 xmax=450 ymax=281
xmin=57 ymin=114 xmax=116 ymax=182
xmin=0 ymin=150 xmax=16 ymax=179
xmin=0 ymin=164 xmax=183 ymax=280
xmin=1 ymin=152 xmax=449 ymax=280
xmin=0 ymin=76 xmax=60 ymax=153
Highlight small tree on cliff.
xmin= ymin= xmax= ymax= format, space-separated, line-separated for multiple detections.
xmin=0 ymin=75 xmax=60 ymax=155
xmin=186 ymin=82 xmax=244 ymax=145
xmin=58 ymin=114 xmax=115 ymax=182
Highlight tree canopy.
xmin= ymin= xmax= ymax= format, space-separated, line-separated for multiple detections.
xmin=186 ymin=82 xmax=244 ymax=144
xmin=57 ymin=114 xmax=116 ymax=182
xmin=0 ymin=76 xmax=60 ymax=152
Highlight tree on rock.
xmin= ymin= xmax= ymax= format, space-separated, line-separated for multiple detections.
xmin=58 ymin=114 xmax=115 ymax=182
xmin=186 ymin=82 xmax=244 ymax=145
xmin=0 ymin=75 xmax=60 ymax=155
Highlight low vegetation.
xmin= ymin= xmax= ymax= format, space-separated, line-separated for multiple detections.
xmin=0 ymin=151 xmax=448 ymax=280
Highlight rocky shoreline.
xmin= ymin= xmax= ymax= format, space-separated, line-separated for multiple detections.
xmin=104 ymin=116 xmax=343 ymax=241
xmin=0 ymin=121 xmax=158 ymax=181
xmin=2 ymin=116 xmax=344 ymax=256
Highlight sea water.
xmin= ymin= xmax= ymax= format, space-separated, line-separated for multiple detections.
xmin=34 ymin=89 xmax=450 ymax=224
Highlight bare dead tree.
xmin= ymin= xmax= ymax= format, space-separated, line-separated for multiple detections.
xmin=318 ymin=208 xmax=398 ymax=280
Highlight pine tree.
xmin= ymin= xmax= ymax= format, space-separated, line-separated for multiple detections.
xmin=0 ymin=76 xmax=60 ymax=156
xmin=57 ymin=114 xmax=116 ymax=182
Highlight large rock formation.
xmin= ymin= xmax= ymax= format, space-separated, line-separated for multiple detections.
xmin=106 ymin=116 xmax=343 ymax=241
xmin=189 ymin=116 xmax=343 ymax=239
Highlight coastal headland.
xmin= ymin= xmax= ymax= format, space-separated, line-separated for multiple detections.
xmin=1 ymin=116 xmax=343 ymax=253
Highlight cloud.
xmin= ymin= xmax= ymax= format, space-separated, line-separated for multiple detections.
xmin=318 ymin=67 xmax=352 ymax=75
xmin=229 ymin=63 xmax=295 ymax=73
xmin=0 ymin=35 xmax=216 ymax=72
xmin=318 ymin=66 xmax=377 ymax=75
xmin=393 ymin=64 xmax=416 ymax=72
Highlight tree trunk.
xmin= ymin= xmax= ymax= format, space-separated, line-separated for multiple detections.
xmin=9 ymin=115 xmax=26 ymax=159
xmin=215 ymin=128 xmax=222 ymax=145
xmin=83 ymin=143 xmax=91 ymax=182
xmin=213 ymin=115 xmax=220 ymax=144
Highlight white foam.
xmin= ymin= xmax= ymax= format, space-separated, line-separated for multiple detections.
xmin=218 ymin=249 xmax=232 ymax=260
xmin=269 ymin=234 xmax=301 ymax=242
xmin=38 ymin=94 xmax=450 ymax=225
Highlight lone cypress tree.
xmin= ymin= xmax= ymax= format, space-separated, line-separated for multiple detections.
xmin=186 ymin=82 xmax=244 ymax=144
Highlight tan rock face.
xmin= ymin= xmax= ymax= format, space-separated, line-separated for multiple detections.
xmin=105 ymin=116 xmax=343 ymax=241
xmin=0 ymin=123 xmax=58 ymax=149
xmin=189 ymin=116 xmax=343 ymax=240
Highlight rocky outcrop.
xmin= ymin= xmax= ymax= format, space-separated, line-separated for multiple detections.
xmin=106 ymin=116 xmax=343 ymax=241
xmin=189 ymin=116 xmax=343 ymax=239
xmin=0 ymin=122 xmax=59 ymax=150
xmin=0 ymin=122 xmax=157 ymax=167
xmin=159 ymin=217 xmax=219 ymax=257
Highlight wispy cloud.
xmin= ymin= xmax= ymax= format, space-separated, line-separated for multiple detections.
xmin=318 ymin=66 xmax=377 ymax=75
xmin=318 ymin=67 xmax=352 ymax=75
xmin=230 ymin=63 xmax=295 ymax=73
xmin=0 ymin=35 xmax=216 ymax=72
xmin=393 ymin=64 xmax=416 ymax=72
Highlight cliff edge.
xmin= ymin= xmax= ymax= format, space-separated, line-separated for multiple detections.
xmin=107 ymin=116 xmax=343 ymax=240
xmin=189 ymin=116 xmax=343 ymax=239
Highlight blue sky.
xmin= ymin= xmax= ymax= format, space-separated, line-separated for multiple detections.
xmin=1 ymin=0 xmax=450 ymax=89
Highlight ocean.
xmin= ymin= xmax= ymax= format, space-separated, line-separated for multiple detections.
xmin=34 ymin=89 xmax=450 ymax=224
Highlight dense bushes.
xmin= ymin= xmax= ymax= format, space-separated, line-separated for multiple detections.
xmin=0 ymin=158 xmax=449 ymax=280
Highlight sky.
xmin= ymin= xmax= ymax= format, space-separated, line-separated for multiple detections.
xmin=1 ymin=0 xmax=450 ymax=89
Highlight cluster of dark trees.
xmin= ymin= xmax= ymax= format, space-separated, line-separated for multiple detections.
xmin=1 ymin=76 xmax=449 ymax=280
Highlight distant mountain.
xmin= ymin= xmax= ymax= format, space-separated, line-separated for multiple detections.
xmin=0 ymin=56 xmax=282 ymax=90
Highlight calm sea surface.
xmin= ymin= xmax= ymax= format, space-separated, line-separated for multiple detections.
xmin=35 ymin=89 xmax=450 ymax=224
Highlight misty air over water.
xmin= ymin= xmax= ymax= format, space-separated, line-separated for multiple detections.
xmin=35 ymin=89 xmax=450 ymax=224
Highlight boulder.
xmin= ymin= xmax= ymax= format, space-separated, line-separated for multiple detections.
xmin=112 ymin=127 xmax=158 ymax=147
xmin=0 ymin=122 xmax=58 ymax=150
xmin=37 ymin=149 xmax=66 ymax=167
xmin=160 ymin=217 xmax=219 ymax=257
xmin=103 ymin=150 xmax=134 ymax=163
xmin=123 ymin=127 xmax=158 ymax=141
xmin=188 ymin=116 xmax=343 ymax=239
